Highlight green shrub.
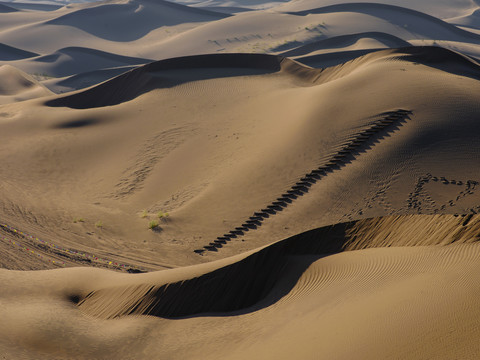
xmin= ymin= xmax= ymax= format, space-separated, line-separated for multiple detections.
xmin=148 ymin=220 xmax=159 ymax=230
xmin=157 ymin=211 xmax=169 ymax=219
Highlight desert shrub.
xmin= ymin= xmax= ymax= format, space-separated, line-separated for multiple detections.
xmin=148 ymin=220 xmax=159 ymax=230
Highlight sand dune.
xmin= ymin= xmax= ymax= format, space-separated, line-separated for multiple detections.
xmin=0 ymin=2 xmax=17 ymax=12
xmin=3 ymin=216 xmax=480 ymax=358
xmin=41 ymin=65 xmax=139 ymax=93
xmin=0 ymin=1 xmax=62 ymax=11
xmin=45 ymin=53 xmax=289 ymax=108
xmin=288 ymin=3 xmax=480 ymax=42
xmin=279 ymin=31 xmax=411 ymax=57
xmin=2 ymin=0 xmax=480 ymax=358
xmin=46 ymin=0 xmax=230 ymax=42
xmin=448 ymin=8 xmax=480 ymax=30
xmin=0 ymin=64 xmax=52 ymax=104
xmin=276 ymin=0 xmax=479 ymax=19
xmin=11 ymin=46 xmax=152 ymax=77
xmin=0 ymin=0 xmax=479 ymax=77
xmin=0 ymin=46 xmax=478 ymax=268
xmin=0 ymin=42 xmax=38 ymax=60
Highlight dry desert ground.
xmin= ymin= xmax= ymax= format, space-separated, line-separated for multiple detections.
xmin=1 ymin=0 xmax=480 ymax=359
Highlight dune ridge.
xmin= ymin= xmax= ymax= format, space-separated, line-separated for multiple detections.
xmin=45 ymin=46 xmax=480 ymax=110
xmin=44 ymin=53 xmax=294 ymax=108
xmin=280 ymin=31 xmax=411 ymax=57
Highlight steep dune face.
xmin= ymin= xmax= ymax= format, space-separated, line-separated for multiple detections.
xmin=0 ymin=42 xmax=38 ymax=61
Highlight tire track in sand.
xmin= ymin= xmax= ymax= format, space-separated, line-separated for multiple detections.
xmin=194 ymin=109 xmax=412 ymax=254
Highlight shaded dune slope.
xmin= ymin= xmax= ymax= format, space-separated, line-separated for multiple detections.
xmin=280 ymin=32 xmax=411 ymax=57
xmin=35 ymin=47 xmax=152 ymax=66
xmin=42 ymin=66 xmax=138 ymax=93
xmin=0 ymin=43 xmax=38 ymax=61
xmin=27 ymin=46 xmax=153 ymax=77
xmin=0 ymin=1 xmax=61 ymax=11
xmin=449 ymin=8 xmax=480 ymax=30
xmin=78 ymin=214 xmax=480 ymax=319
xmin=45 ymin=46 xmax=480 ymax=110
xmin=0 ymin=3 xmax=18 ymax=13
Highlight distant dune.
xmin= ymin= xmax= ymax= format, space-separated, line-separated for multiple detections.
xmin=288 ymin=3 xmax=480 ymax=42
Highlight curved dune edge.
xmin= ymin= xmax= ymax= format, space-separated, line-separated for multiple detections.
xmin=44 ymin=46 xmax=480 ymax=109
xmin=78 ymin=213 xmax=480 ymax=320
xmin=279 ymin=31 xmax=412 ymax=57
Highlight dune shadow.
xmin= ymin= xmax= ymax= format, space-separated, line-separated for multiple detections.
xmin=45 ymin=53 xmax=285 ymax=109
xmin=0 ymin=43 xmax=38 ymax=61
xmin=53 ymin=118 xmax=100 ymax=129
xmin=78 ymin=224 xmax=351 ymax=319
